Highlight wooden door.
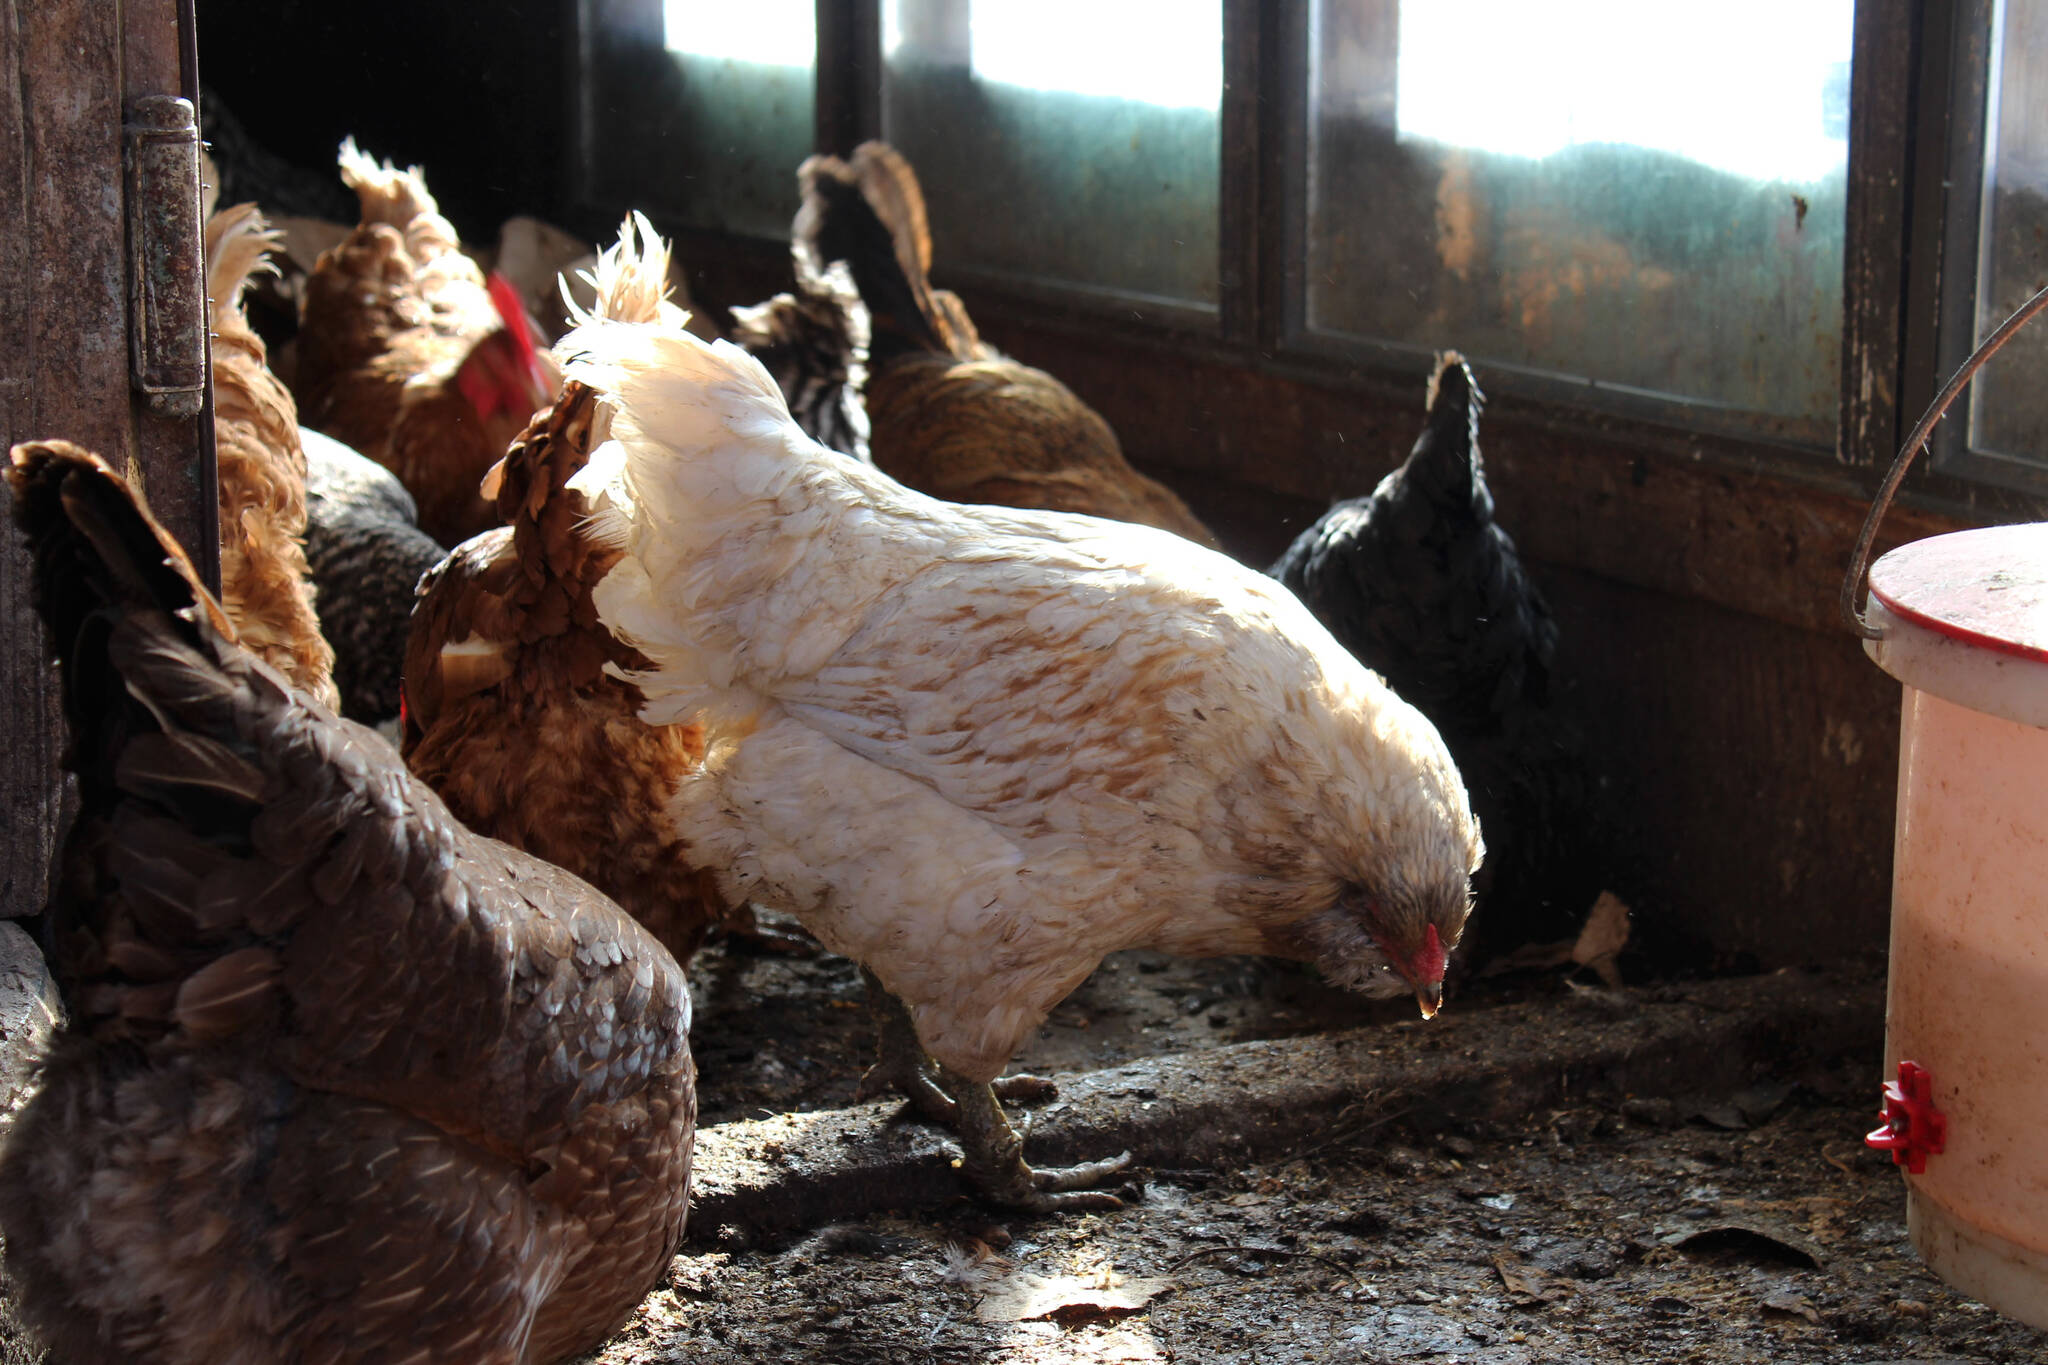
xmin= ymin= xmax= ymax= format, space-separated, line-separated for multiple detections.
xmin=0 ymin=0 xmax=215 ymax=919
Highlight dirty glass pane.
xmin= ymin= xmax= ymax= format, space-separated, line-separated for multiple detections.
xmin=1307 ymin=1 xmax=1852 ymax=441
xmin=576 ymin=0 xmax=815 ymax=240
xmin=1958 ymin=0 xmax=2048 ymax=482
xmin=881 ymin=0 xmax=1221 ymax=309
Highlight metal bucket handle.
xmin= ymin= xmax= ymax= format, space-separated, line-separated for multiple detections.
xmin=1842 ymin=280 xmax=2048 ymax=639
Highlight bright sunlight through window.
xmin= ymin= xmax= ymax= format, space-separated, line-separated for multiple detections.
xmin=885 ymin=0 xmax=1222 ymax=110
xmin=1390 ymin=0 xmax=1852 ymax=183
xmin=663 ymin=0 xmax=815 ymax=67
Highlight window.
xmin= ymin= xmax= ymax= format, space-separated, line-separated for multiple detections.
xmin=880 ymin=0 xmax=1222 ymax=309
xmin=562 ymin=3 xmax=2038 ymax=511
xmin=1303 ymin=0 xmax=1853 ymax=445
xmin=574 ymin=0 xmax=816 ymax=241
xmin=1939 ymin=0 xmax=2048 ymax=493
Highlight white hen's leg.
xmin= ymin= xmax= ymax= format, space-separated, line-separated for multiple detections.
xmin=855 ymin=970 xmax=1062 ymax=1121
xmin=854 ymin=967 xmax=961 ymax=1123
xmin=938 ymin=1060 xmax=1132 ymax=1213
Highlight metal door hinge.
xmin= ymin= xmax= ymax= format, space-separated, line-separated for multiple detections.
xmin=123 ymin=95 xmax=206 ymax=417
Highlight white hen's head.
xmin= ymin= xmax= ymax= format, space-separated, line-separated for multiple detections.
xmin=1260 ymin=677 xmax=1484 ymax=1019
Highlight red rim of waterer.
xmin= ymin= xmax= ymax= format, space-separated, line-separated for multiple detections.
xmin=1867 ymin=524 xmax=2048 ymax=666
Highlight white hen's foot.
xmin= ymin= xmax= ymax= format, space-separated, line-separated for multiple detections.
xmin=940 ymin=1061 xmax=1131 ymax=1213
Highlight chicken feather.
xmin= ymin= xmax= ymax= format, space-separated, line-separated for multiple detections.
xmin=568 ymin=322 xmax=1484 ymax=1092
xmin=2 ymin=440 xmax=694 ymax=1365
xmin=294 ymin=139 xmax=558 ymax=545
xmin=203 ymin=199 xmax=338 ymax=709
xmin=1271 ymin=353 xmax=1601 ymax=957
xmin=796 ymin=141 xmax=1220 ymax=548
xmin=403 ymin=213 xmax=735 ymax=965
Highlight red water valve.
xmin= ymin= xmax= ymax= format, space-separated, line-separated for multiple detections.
xmin=1866 ymin=1060 xmax=1947 ymax=1174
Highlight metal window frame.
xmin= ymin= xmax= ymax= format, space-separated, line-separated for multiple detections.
xmin=1912 ymin=0 xmax=2048 ymax=499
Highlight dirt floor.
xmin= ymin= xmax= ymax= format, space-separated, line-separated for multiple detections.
xmin=579 ymin=939 xmax=2048 ymax=1364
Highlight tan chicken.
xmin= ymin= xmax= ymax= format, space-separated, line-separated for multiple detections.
xmin=564 ymin=320 xmax=1483 ymax=1210
xmin=204 ymin=198 xmax=338 ymax=709
xmin=0 ymin=440 xmax=696 ymax=1365
xmin=293 ymin=139 xmax=556 ymax=545
xmin=402 ymin=214 xmax=731 ymax=964
xmin=798 ymin=141 xmax=1220 ymax=548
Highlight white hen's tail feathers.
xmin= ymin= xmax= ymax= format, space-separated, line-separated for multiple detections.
xmin=563 ymin=321 xmax=826 ymax=722
xmin=565 ymin=321 xmax=795 ymax=456
xmin=565 ymin=212 xmax=686 ymax=331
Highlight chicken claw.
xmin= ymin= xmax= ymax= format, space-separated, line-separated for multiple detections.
xmin=852 ymin=973 xmax=1125 ymax=1209
xmin=943 ymin=1061 xmax=1131 ymax=1213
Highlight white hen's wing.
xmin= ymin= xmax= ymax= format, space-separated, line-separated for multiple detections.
xmin=678 ymin=710 xmax=1090 ymax=1080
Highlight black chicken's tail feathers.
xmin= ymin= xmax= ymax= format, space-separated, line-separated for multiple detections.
xmin=796 ymin=141 xmax=978 ymax=363
xmin=1409 ymin=350 xmax=1489 ymax=518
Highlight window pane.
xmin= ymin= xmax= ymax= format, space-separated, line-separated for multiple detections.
xmin=576 ymin=0 xmax=815 ymax=240
xmin=881 ymin=0 xmax=1221 ymax=308
xmin=1308 ymin=1 xmax=1852 ymax=440
xmin=1961 ymin=0 xmax=2048 ymax=482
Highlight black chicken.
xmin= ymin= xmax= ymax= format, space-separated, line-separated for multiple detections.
xmin=1270 ymin=352 xmax=1601 ymax=958
xmin=300 ymin=425 xmax=447 ymax=726
xmin=726 ymin=253 xmax=873 ymax=464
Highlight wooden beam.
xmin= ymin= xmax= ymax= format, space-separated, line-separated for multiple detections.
xmin=814 ymin=0 xmax=880 ymax=156
xmin=1256 ymin=0 xmax=1309 ymax=352
xmin=1838 ymin=0 xmax=1919 ymax=472
xmin=1 ymin=0 xmax=214 ymax=921
xmin=0 ymin=0 xmax=132 ymax=920
xmin=1218 ymin=0 xmax=1262 ymax=344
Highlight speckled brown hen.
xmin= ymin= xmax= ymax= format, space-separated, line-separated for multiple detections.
xmin=0 ymin=440 xmax=695 ymax=1365
xmin=798 ymin=141 xmax=1220 ymax=548
xmin=402 ymin=215 xmax=732 ymax=964
xmin=293 ymin=139 xmax=555 ymax=546
xmin=204 ymin=198 xmax=337 ymax=709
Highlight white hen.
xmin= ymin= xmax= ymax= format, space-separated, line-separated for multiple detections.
xmin=566 ymin=321 xmax=1483 ymax=1208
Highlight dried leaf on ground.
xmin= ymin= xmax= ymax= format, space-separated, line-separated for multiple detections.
xmin=1572 ymin=892 xmax=1633 ymax=985
xmin=1665 ymin=1220 xmax=1825 ymax=1270
xmin=1477 ymin=890 xmax=1630 ymax=986
xmin=1762 ymin=1291 xmax=1824 ymax=1326
xmin=1493 ymin=1254 xmax=1573 ymax=1308
xmin=974 ymin=1273 xmax=1174 ymax=1324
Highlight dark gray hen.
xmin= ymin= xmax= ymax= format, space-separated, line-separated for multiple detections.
xmin=727 ymin=250 xmax=873 ymax=463
xmin=301 ymin=425 xmax=446 ymax=724
xmin=1270 ymin=352 xmax=1601 ymax=957
xmin=1 ymin=439 xmax=695 ymax=1365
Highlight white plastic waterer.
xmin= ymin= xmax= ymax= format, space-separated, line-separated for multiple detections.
xmin=1845 ymin=282 xmax=2048 ymax=1329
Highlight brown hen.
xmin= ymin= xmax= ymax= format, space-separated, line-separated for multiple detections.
xmin=798 ymin=141 xmax=1219 ymax=548
xmin=293 ymin=139 xmax=555 ymax=545
xmin=204 ymin=198 xmax=338 ymax=709
xmin=0 ymin=440 xmax=695 ymax=1365
xmin=402 ymin=214 xmax=732 ymax=964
